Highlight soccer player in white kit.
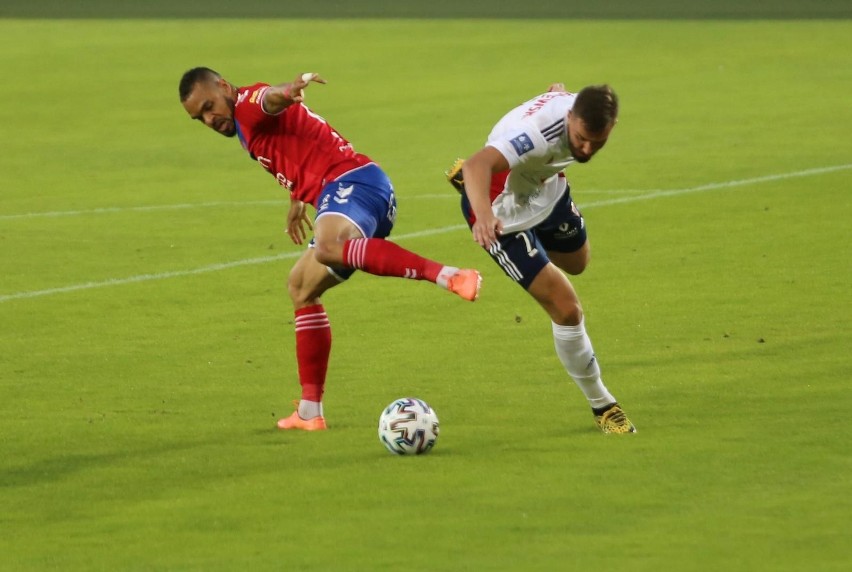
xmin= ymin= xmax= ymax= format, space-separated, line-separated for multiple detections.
xmin=448 ymin=83 xmax=636 ymax=433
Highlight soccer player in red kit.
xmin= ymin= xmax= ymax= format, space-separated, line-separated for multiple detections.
xmin=179 ymin=68 xmax=481 ymax=430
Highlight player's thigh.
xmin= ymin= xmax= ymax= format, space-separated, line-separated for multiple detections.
xmin=485 ymin=228 xmax=550 ymax=290
xmin=483 ymin=228 xmax=583 ymax=325
xmin=313 ymin=213 xmax=364 ymax=252
xmin=288 ymin=248 xmax=345 ymax=307
xmin=536 ymin=191 xmax=589 ymax=275
xmin=313 ymin=168 xmax=397 ymax=265
xmin=547 ymin=242 xmax=590 ymax=276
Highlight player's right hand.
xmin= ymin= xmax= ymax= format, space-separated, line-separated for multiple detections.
xmin=286 ymin=200 xmax=313 ymax=245
xmin=472 ymin=214 xmax=502 ymax=249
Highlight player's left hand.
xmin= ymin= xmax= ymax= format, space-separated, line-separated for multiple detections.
xmin=286 ymin=199 xmax=313 ymax=245
xmin=287 ymin=72 xmax=327 ymax=102
xmin=547 ymin=82 xmax=566 ymax=93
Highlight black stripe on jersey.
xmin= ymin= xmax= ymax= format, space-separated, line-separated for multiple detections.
xmin=542 ymin=119 xmax=565 ymax=141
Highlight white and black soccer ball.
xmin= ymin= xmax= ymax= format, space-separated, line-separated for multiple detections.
xmin=378 ymin=397 xmax=439 ymax=455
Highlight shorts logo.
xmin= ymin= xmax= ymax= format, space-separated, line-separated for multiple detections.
xmin=509 ymin=133 xmax=534 ymax=157
xmin=334 ymin=183 xmax=354 ymax=204
xmin=317 ymin=194 xmax=330 ymax=213
xmin=557 ymin=222 xmax=578 ymax=238
xmin=387 ymin=191 xmax=397 ymax=224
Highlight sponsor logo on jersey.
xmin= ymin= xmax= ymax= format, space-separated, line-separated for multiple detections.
xmin=509 ymin=133 xmax=534 ymax=157
xmin=517 ymin=187 xmax=542 ymax=207
xmin=249 ymin=89 xmax=262 ymax=104
xmin=276 ymin=172 xmax=294 ymax=190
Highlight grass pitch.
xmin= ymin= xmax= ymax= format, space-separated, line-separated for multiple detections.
xmin=1 ymin=13 xmax=851 ymax=572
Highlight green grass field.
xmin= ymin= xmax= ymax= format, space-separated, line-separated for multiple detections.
xmin=1 ymin=12 xmax=851 ymax=572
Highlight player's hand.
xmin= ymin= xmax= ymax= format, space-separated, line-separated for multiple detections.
xmin=471 ymin=214 xmax=502 ymax=249
xmin=548 ymin=82 xmax=566 ymax=93
xmin=287 ymin=72 xmax=327 ymax=102
xmin=286 ymin=199 xmax=313 ymax=245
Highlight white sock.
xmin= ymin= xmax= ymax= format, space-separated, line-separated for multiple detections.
xmin=551 ymin=320 xmax=616 ymax=409
xmin=435 ymin=266 xmax=459 ymax=289
xmin=298 ymin=400 xmax=323 ymax=419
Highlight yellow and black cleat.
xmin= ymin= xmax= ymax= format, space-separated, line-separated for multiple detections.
xmin=594 ymin=404 xmax=637 ymax=434
xmin=445 ymin=158 xmax=466 ymax=194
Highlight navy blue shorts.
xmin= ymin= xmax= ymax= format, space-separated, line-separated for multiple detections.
xmin=314 ymin=163 xmax=397 ymax=280
xmin=461 ymin=187 xmax=587 ymax=290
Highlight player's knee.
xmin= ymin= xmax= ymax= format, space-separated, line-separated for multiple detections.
xmin=312 ymin=239 xmax=344 ymax=267
xmin=563 ymin=258 xmax=589 ymax=276
xmin=551 ymin=300 xmax=584 ymax=326
xmin=286 ymin=266 xmax=317 ymax=306
xmin=286 ymin=270 xmax=306 ymax=304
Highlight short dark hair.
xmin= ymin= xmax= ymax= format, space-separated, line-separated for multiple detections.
xmin=179 ymin=67 xmax=221 ymax=102
xmin=572 ymin=85 xmax=619 ymax=133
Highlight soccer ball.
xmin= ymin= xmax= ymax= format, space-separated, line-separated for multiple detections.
xmin=378 ymin=397 xmax=440 ymax=455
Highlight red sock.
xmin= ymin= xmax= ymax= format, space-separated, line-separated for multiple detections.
xmin=342 ymin=238 xmax=443 ymax=282
xmin=294 ymin=304 xmax=331 ymax=402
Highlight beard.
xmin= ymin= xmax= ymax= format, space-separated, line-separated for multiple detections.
xmin=218 ymin=97 xmax=238 ymax=137
xmin=568 ymin=142 xmax=591 ymax=163
xmin=215 ymin=118 xmax=236 ymax=137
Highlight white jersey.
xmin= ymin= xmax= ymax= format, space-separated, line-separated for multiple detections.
xmin=486 ymin=91 xmax=577 ymax=232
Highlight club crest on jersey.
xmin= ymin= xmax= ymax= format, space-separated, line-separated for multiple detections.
xmin=509 ymin=133 xmax=534 ymax=157
xmin=334 ymin=183 xmax=354 ymax=204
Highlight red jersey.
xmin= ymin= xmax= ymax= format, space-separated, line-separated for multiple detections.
xmin=233 ymin=83 xmax=373 ymax=205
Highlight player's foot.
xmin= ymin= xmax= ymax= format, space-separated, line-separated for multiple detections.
xmin=593 ymin=403 xmax=636 ymax=434
xmin=277 ymin=410 xmax=327 ymax=431
xmin=446 ymin=158 xmax=465 ymax=194
xmin=447 ymin=269 xmax=481 ymax=301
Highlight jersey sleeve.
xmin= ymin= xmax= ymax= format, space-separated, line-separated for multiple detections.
xmin=234 ymin=84 xmax=278 ymax=130
xmin=487 ymin=127 xmax=549 ymax=169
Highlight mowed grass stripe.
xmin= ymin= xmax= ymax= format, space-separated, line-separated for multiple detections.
xmin=2 ymin=163 xmax=847 ymax=303
xmin=4 ymin=163 xmax=849 ymax=221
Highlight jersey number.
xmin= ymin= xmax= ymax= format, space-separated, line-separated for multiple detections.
xmin=516 ymin=231 xmax=539 ymax=257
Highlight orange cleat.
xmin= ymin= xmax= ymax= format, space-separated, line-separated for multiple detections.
xmin=276 ymin=410 xmax=327 ymax=431
xmin=447 ymin=269 xmax=482 ymax=301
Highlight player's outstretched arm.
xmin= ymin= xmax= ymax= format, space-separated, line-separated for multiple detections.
xmin=263 ymin=72 xmax=327 ymax=115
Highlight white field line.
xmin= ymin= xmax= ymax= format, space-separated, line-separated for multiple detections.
xmin=409 ymin=189 xmax=650 ymax=200
xmin=578 ymin=163 xmax=852 ymax=209
xmin=0 ymin=192 xmax=649 ymax=221
xmin=0 ymin=224 xmax=469 ymax=303
xmin=0 ymin=200 xmax=289 ymax=221
xmin=2 ymin=163 xmax=849 ymax=303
